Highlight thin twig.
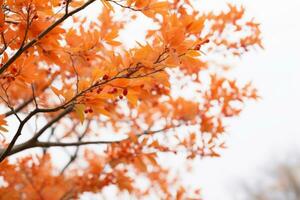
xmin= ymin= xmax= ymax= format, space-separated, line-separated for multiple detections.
xmin=60 ymin=121 xmax=91 ymax=174
xmin=0 ymin=0 xmax=97 ymax=75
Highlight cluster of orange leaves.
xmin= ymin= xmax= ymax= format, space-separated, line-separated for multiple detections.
xmin=0 ymin=0 xmax=261 ymax=199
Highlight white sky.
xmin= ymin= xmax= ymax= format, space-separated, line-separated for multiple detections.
xmin=192 ymin=0 xmax=300 ymax=199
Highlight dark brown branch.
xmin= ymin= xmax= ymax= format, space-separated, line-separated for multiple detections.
xmin=107 ymin=0 xmax=143 ymax=12
xmin=3 ymin=124 xmax=181 ymax=158
xmin=60 ymin=121 xmax=91 ymax=174
xmin=31 ymin=83 xmax=38 ymax=108
xmin=37 ymin=125 xmax=180 ymax=148
xmin=0 ymin=109 xmax=40 ymax=162
xmin=0 ymin=0 xmax=97 ymax=75
xmin=65 ymin=0 xmax=71 ymax=14
xmin=31 ymin=106 xmax=74 ymax=141
xmin=42 ymin=127 xmax=56 ymax=155
xmin=4 ymin=73 xmax=59 ymax=117
xmin=36 ymin=140 xmax=116 ymax=147
xmin=0 ymin=93 xmax=21 ymax=122
xmin=4 ymin=98 xmax=33 ymax=117
xmin=0 ymin=105 xmax=74 ymax=161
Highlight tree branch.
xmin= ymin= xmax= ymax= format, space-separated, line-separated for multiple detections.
xmin=0 ymin=109 xmax=40 ymax=162
xmin=4 ymin=98 xmax=33 ymax=117
xmin=36 ymin=140 xmax=113 ymax=148
xmin=1 ymin=124 xmax=181 ymax=158
xmin=31 ymin=106 xmax=74 ymax=141
xmin=4 ymin=72 xmax=59 ymax=117
xmin=0 ymin=105 xmax=74 ymax=162
xmin=107 ymin=0 xmax=143 ymax=12
xmin=60 ymin=121 xmax=91 ymax=174
xmin=0 ymin=0 xmax=97 ymax=75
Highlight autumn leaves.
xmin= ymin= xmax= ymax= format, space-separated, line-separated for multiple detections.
xmin=0 ymin=0 xmax=261 ymax=154
xmin=0 ymin=1 xmax=263 ymax=198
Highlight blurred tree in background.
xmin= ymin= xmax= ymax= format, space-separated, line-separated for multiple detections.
xmin=240 ymin=156 xmax=300 ymax=200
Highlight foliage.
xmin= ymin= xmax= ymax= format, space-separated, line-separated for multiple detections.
xmin=0 ymin=0 xmax=262 ymax=199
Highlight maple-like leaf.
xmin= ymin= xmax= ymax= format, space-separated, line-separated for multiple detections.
xmin=0 ymin=0 xmax=262 ymax=199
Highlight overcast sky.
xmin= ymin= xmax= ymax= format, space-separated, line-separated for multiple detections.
xmin=191 ymin=0 xmax=300 ymax=199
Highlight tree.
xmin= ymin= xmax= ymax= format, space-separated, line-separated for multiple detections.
xmin=239 ymin=156 xmax=300 ymax=200
xmin=0 ymin=0 xmax=262 ymax=199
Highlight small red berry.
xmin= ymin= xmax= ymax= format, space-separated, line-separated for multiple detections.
xmin=102 ymin=74 xmax=109 ymax=80
xmin=96 ymin=88 xmax=102 ymax=94
xmin=12 ymin=67 xmax=17 ymax=73
xmin=123 ymin=88 xmax=128 ymax=96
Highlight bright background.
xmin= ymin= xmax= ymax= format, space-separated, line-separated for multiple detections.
xmin=192 ymin=0 xmax=300 ymax=199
